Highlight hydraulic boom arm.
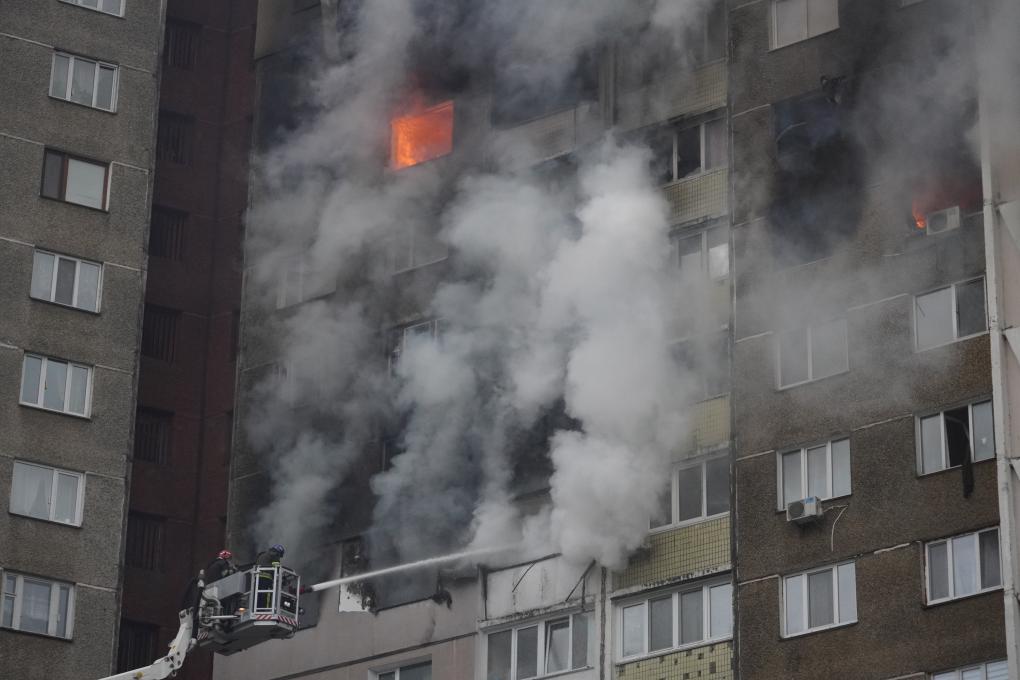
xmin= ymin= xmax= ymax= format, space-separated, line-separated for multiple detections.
xmin=98 ymin=610 xmax=193 ymax=680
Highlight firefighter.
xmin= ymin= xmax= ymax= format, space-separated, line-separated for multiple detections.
xmin=205 ymin=549 xmax=237 ymax=583
xmin=254 ymin=544 xmax=285 ymax=609
xmin=255 ymin=544 xmax=285 ymax=567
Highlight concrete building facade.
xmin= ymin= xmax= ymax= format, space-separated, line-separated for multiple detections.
xmin=0 ymin=1 xmax=165 ymax=678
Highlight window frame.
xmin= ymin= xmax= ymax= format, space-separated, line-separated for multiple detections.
xmin=0 ymin=571 xmax=76 ymax=639
xmin=275 ymin=255 xmax=336 ymax=309
xmin=58 ymin=0 xmax=124 ymax=18
xmin=40 ymin=148 xmax=111 ymax=211
xmin=925 ymin=527 xmax=1001 ymax=605
xmin=30 ymin=249 xmax=104 ymax=313
xmin=931 ymin=660 xmax=1008 ymax=680
xmin=780 ymin=561 xmax=857 ymax=638
xmin=374 ymin=659 xmax=432 ymax=680
xmin=485 ymin=611 xmax=592 ymax=680
xmin=913 ymin=277 xmax=988 ymax=351
xmin=49 ymin=51 xmax=119 ymax=112
xmin=659 ymin=118 xmax=727 ymax=186
xmin=616 ymin=580 xmax=733 ymax=662
xmin=916 ymin=399 xmax=995 ymax=475
xmin=770 ymin=0 xmax=840 ymax=50
xmin=9 ymin=460 xmax=86 ymax=526
xmin=776 ymin=437 xmax=851 ymax=510
xmin=776 ymin=318 xmax=849 ymax=389
xmin=388 ymin=319 xmax=445 ymax=376
xmin=650 ymin=453 xmax=730 ymax=532
xmin=670 ymin=225 xmax=730 ymax=282
xmin=19 ymin=353 xmax=94 ymax=418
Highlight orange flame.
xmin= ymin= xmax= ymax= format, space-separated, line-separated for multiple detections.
xmin=390 ymin=100 xmax=454 ymax=170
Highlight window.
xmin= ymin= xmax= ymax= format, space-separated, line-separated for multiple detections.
xmin=41 ymin=149 xmax=110 ymax=210
xmin=771 ymin=0 xmax=839 ymax=49
xmin=915 ymin=278 xmax=987 ymax=350
xmin=650 ymin=456 xmax=729 ymax=530
xmin=0 ymin=572 xmax=74 ymax=638
xmin=379 ymin=661 xmax=431 ymax=680
xmin=671 ymin=332 xmax=730 ymax=402
xmin=672 ymin=226 xmax=729 ymax=280
xmin=276 ymin=256 xmax=336 ymax=308
xmin=389 ymin=222 xmax=448 ymax=273
xmin=59 ymin=0 xmax=123 ymax=17
xmin=777 ymin=319 xmax=848 ymax=388
xmin=926 ymin=528 xmax=1001 ymax=604
xmin=918 ymin=400 xmax=994 ymax=474
xmin=691 ymin=1 xmax=726 ymax=65
xmin=10 ymin=461 xmax=84 ymax=526
xmin=141 ymin=305 xmax=180 ymax=362
xmin=20 ymin=354 xmax=92 ymax=417
xmin=125 ymin=513 xmax=166 ymax=571
xmin=134 ymin=408 xmax=172 ymax=464
xmin=618 ymin=582 xmax=731 ymax=660
xmin=782 ymin=562 xmax=856 ymax=636
xmin=164 ymin=20 xmax=200 ymax=70
xmin=651 ymin=119 xmax=726 ymax=185
xmin=49 ymin=52 xmax=118 ymax=111
xmin=150 ymin=206 xmax=187 ymax=260
xmin=30 ymin=250 xmax=102 ymax=312
xmin=391 ymin=101 xmax=454 ymax=170
xmin=387 ymin=319 xmax=445 ymax=375
xmin=778 ymin=438 xmax=851 ymax=508
xmin=932 ymin=660 xmax=1008 ymax=680
xmin=117 ymin=620 xmax=159 ymax=673
xmin=156 ymin=112 xmax=193 ymax=165
xmin=488 ymin=612 xmax=591 ymax=680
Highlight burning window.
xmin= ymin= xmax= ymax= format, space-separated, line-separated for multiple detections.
xmin=390 ymin=100 xmax=454 ymax=170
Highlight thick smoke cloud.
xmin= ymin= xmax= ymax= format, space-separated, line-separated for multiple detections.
xmin=242 ymin=0 xmax=713 ymax=570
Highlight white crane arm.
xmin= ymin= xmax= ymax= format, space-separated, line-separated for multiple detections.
xmin=98 ymin=609 xmax=194 ymax=680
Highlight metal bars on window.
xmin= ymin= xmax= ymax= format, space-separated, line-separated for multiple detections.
xmin=125 ymin=513 xmax=166 ymax=571
xmin=150 ymin=206 xmax=187 ymax=260
xmin=141 ymin=305 xmax=180 ymax=362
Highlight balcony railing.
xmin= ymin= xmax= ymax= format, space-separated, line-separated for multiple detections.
xmin=617 ymin=60 xmax=727 ymax=133
xmin=663 ymin=168 xmax=728 ymax=226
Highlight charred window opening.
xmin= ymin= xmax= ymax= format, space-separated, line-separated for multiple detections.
xmin=509 ymin=401 xmax=578 ymax=494
xmin=390 ymin=100 xmax=455 ymax=170
xmin=649 ymin=120 xmax=726 ymax=185
xmin=769 ymin=86 xmax=862 ymax=265
xmin=491 ymin=49 xmax=599 ymax=128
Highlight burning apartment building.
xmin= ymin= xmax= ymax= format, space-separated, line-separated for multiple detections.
xmin=218 ymin=1 xmax=1020 ymax=680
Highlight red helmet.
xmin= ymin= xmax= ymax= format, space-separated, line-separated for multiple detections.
xmin=218 ymin=550 xmax=233 ymax=560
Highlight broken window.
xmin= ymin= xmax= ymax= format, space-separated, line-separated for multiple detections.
xmin=918 ymin=400 xmax=994 ymax=475
xmin=487 ymin=613 xmax=590 ymax=680
xmin=782 ymin=562 xmax=855 ymax=636
xmin=915 ymin=278 xmax=987 ymax=350
xmin=777 ymin=319 xmax=848 ymax=388
xmin=926 ymin=528 xmax=1000 ymax=604
xmin=771 ymin=0 xmax=839 ymax=50
xmin=650 ymin=119 xmax=726 ymax=185
xmin=618 ymin=581 xmax=731 ymax=659
xmin=779 ymin=438 xmax=850 ymax=508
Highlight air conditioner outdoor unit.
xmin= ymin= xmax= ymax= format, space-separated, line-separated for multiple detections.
xmin=925 ymin=206 xmax=961 ymax=235
xmin=786 ymin=497 xmax=823 ymax=524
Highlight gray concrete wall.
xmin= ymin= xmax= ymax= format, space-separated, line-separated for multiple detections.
xmin=0 ymin=0 xmax=164 ymax=677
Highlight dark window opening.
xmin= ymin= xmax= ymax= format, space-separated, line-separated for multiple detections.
xmin=156 ymin=112 xmax=193 ymax=165
xmin=125 ymin=513 xmax=166 ymax=571
xmin=164 ymin=20 xmax=200 ymax=70
xmin=149 ymin=206 xmax=187 ymax=260
xmin=491 ymin=49 xmax=599 ymax=127
xmin=672 ymin=332 xmax=730 ymax=402
xmin=142 ymin=305 xmax=180 ymax=362
xmin=944 ymin=406 xmax=971 ymax=469
xmin=117 ymin=620 xmax=159 ymax=672
xmin=134 ymin=407 xmax=172 ymax=464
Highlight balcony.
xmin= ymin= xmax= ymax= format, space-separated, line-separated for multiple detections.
xmin=617 ymin=61 xmax=727 ymax=133
xmin=614 ymin=516 xmax=730 ymax=591
xmin=492 ymin=101 xmax=604 ymax=168
xmin=663 ymin=168 xmax=728 ymax=226
xmin=617 ymin=640 xmax=733 ymax=680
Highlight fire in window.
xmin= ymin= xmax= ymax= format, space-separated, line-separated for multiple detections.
xmin=390 ymin=100 xmax=454 ymax=170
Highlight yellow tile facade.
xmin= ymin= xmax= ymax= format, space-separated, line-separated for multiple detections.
xmin=614 ymin=516 xmax=730 ymax=590
xmin=616 ymin=642 xmax=734 ymax=680
xmin=663 ymin=169 xmax=729 ymax=226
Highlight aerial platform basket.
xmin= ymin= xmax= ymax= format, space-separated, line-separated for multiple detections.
xmin=196 ymin=565 xmax=301 ymax=655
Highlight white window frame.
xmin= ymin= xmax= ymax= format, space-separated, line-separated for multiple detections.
xmin=374 ymin=659 xmax=431 ymax=680
xmin=0 ymin=571 xmax=76 ymax=639
xmin=916 ymin=399 xmax=994 ymax=475
xmin=388 ymin=319 xmax=444 ymax=375
xmin=650 ymin=454 xmax=729 ymax=532
xmin=770 ymin=0 xmax=840 ymax=50
xmin=780 ymin=561 xmax=857 ymax=637
xmin=485 ymin=611 xmax=592 ymax=680
xmin=58 ymin=0 xmax=125 ymax=17
xmin=931 ymin=660 xmax=1008 ymax=680
xmin=31 ymin=250 xmax=104 ymax=313
xmin=42 ymin=149 xmax=112 ymax=210
xmin=616 ymin=580 xmax=732 ymax=662
xmin=671 ymin=225 xmax=729 ymax=282
xmin=776 ymin=438 xmax=851 ymax=510
xmin=914 ymin=277 xmax=987 ymax=351
xmin=49 ymin=52 xmax=119 ymax=112
xmin=660 ymin=119 xmax=727 ymax=186
xmin=19 ymin=354 xmax=93 ymax=418
xmin=776 ymin=318 xmax=849 ymax=389
xmin=9 ymin=461 xmax=85 ymax=526
xmin=925 ymin=528 xmax=1001 ymax=605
